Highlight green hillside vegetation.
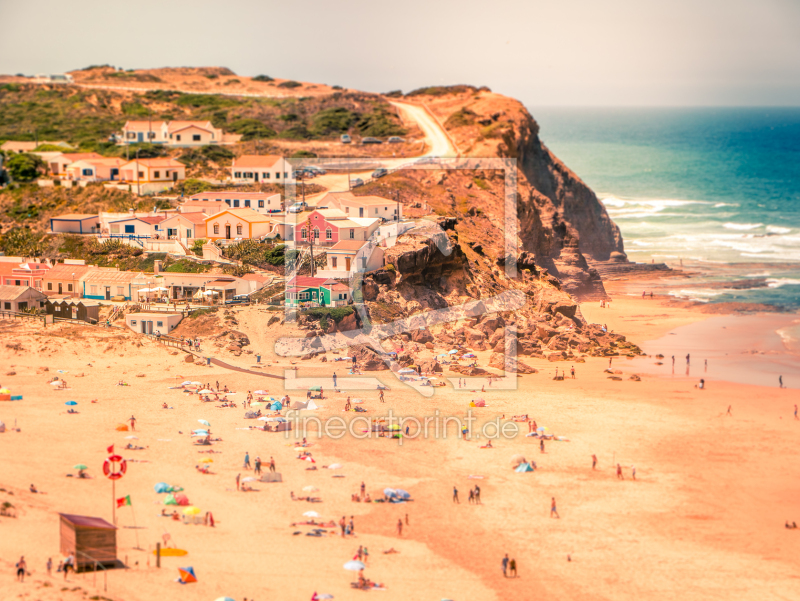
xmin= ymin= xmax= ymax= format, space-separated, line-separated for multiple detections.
xmin=0 ymin=84 xmax=406 ymax=152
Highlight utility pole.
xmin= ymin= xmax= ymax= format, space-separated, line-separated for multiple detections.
xmin=135 ymin=148 xmax=141 ymax=197
xmin=306 ymin=217 xmax=315 ymax=278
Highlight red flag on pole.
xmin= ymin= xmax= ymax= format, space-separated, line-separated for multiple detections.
xmin=107 ymin=444 xmax=114 ymax=453
xmin=116 ymin=495 xmax=131 ymax=508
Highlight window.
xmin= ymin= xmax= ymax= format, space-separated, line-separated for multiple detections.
xmin=313 ymin=228 xmax=319 ymax=240
xmin=235 ymin=171 xmax=241 ymax=178
xmin=14 ymin=280 xmax=20 ymax=286
xmin=125 ymin=225 xmax=135 ymax=233
xmin=326 ymin=228 xmax=332 ymax=240
xmin=147 ymin=132 xmax=155 ymax=139
xmin=276 ymin=172 xmax=281 ymax=179
xmin=258 ymin=200 xmax=264 ymax=208
xmin=331 ymin=257 xmax=337 ymax=268
xmin=264 ymin=172 xmax=270 ymax=179
xmin=176 ymin=134 xmax=181 ymax=142
xmin=131 ymin=320 xmax=137 ymax=325
xmin=361 ymin=257 xmax=367 ymax=269
xmin=284 ymin=172 xmax=288 ymax=178
xmin=236 ymin=225 xmax=243 ymax=235
xmin=375 ymin=208 xmax=378 ymax=215
xmin=157 ymin=321 xmax=163 ymax=327
xmin=154 ymin=171 xmax=160 ymax=179
xmin=345 ymin=207 xmax=350 ymax=214
xmin=301 ymin=228 xmax=307 ymax=240
xmin=214 ymin=224 xmax=220 ymax=234
xmin=67 ymin=283 xmax=73 ymax=292
xmin=82 ymin=168 xmax=93 ymax=176
xmin=245 ymin=172 xmax=253 ymax=179
xmin=47 ymin=282 xmax=52 ymax=290
xmin=90 ymin=286 xmax=98 ymax=295
xmin=3 ymin=302 xmax=9 ymax=310
xmin=127 ymin=132 xmax=135 ymax=139
xmin=192 ymin=134 xmax=201 ymax=141
xmin=224 ymin=199 xmax=231 ymax=206
xmin=349 ymin=229 xmax=355 ymax=239
xmin=244 ymin=200 xmax=251 ymax=208
xmin=233 ymin=199 xmax=240 ymax=208
xmin=117 ymin=286 xmax=124 ymax=294
xmin=138 ymin=171 xmax=144 ymax=178
xmin=55 ymin=305 xmax=61 ymax=312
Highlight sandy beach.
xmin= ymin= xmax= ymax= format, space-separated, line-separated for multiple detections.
xmin=1 ymin=283 xmax=800 ymax=601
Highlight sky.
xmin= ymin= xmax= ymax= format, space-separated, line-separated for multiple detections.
xmin=1 ymin=0 xmax=799 ymax=106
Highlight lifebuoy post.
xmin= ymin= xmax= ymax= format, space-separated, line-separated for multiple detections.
xmin=103 ymin=452 xmax=127 ymax=524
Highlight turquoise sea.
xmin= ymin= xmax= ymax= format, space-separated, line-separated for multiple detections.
xmin=532 ymin=107 xmax=800 ymax=312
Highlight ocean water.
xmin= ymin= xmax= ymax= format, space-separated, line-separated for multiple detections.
xmin=532 ymin=107 xmax=800 ymax=313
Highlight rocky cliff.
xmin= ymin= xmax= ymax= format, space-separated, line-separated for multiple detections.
xmin=406 ymin=87 xmax=626 ymax=296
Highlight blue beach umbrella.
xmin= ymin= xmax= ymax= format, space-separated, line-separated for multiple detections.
xmin=65 ymin=400 xmax=77 ymax=406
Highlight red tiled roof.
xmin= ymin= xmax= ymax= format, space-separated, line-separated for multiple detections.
xmin=288 ymin=276 xmax=334 ymax=287
xmin=233 ymin=155 xmax=282 ymax=169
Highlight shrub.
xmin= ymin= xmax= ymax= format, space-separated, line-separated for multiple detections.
xmin=355 ymin=108 xmax=406 ymax=137
xmin=445 ymin=107 xmax=477 ymax=128
xmin=174 ymin=178 xmax=214 ymax=196
xmin=303 ymin=306 xmax=354 ymax=323
xmin=278 ymin=80 xmax=302 ymax=89
xmin=6 ymin=153 xmax=44 ymax=181
xmin=191 ymin=239 xmax=206 ymax=256
xmin=227 ymin=119 xmax=276 ymax=140
xmin=0 ymin=227 xmax=46 ymax=256
xmin=175 ymin=94 xmax=240 ymax=109
xmin=280 ymin=124 xmax=314 ymax=140
xmin=34 ymin=143 xmax=74 ymax=152
xmin=311 ymin=107 xmax=356 ymax=135
xmin=121 ymin=102 xmax=149 ymax=117
xmin=189 ymin=307 xmax=218 ymax=319
xmin=126 ymin=143 xmax=167 ymax=158
xmin=384 ymin=90 xmax=403 ymax=98
xmin=253 ymin=75 xmax=274 ymax=82
xmin=291 ymin=150 xmax=317 ymax=158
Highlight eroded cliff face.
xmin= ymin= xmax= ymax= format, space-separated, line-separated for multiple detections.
xmin=410 ymin=88 xmax=626 ymax=296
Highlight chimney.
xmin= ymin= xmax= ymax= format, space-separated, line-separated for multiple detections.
xmin=128 ymin=208 xmax=134 ymax=214
xmin=154 ymin=260 xmax=161 ymax=274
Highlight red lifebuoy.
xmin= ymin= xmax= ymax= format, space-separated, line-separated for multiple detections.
xmin=103 ymin=455 xmax=127 ymax=480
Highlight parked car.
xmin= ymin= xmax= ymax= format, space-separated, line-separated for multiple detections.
xmin=372 ymin=168 xmax=388 ymax=178
xmin=341 ymin=134 xmax=352 ymax=144
xmin=361 ymin=137 xmax=382 ymax=145
xmin=387 ymin=136 xmax=405 ymax=144
xmin=350 ymin=178 xmax=364 ymax=188
xmin=225 ymin=295 xmax=250 ymax=305
xmin=288 ymin=201 xmax=308 ymax=213
xmin=306 ymin=166 xmax=327 ymax=175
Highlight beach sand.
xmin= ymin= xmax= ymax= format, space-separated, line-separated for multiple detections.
xmin=1 ymin=288 xmax=799 ymax=601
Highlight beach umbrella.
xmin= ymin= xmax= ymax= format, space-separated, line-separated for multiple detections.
xmin=65 ymin=400 xmax=77 ymax=406
xmin=303 ymin=511 xmax=320 ymax=518
xmin=253 ymin=390 xmax=268 ymax=395
xmin=448 ymin=349 xmax=458 ymax=354
xmin=193 ymin=429 xmax=209 ymax=434
xmin=0 ymin=388 xmax=10 ymax=394
xmin=383 ymin=488 xmax=397 ymax=498
xmin=199 ymin=457 xmax=213 ymax=463
xmin=302 ymin=485 xmax=318 ymax=493
xmin=343 ymin=560 xmax=365 ymax=571
xmin=303 ymin=456 xmax=316 ymax=463
xmin=174 ymin=493 xmax=190 ymax=506
xmin=395 ymin=489 xmax=411 ymax=500
xmin=214 ymin=598 xmax=236 ymax=601
xmin=73 ymin=464 xmax=88 ymax=470
xmin=515 ymin=462 xmax=535 ymax=472
xmin=316 ymin=595 xmax=334 ymax=600
xmin=250 ymin=402 xmax=263 ymax=407
xmin=257 ymin=416 xmax=270 ymax=421
xmin=309 ymin=386 xmax=321 ymax=391
xmin=50 ymin=381 xmax=62 ymax=386
xmin=116 ymin=424 xmax=129 ymax=431
xmin=154 ymin=482 xmax=170 ymax=493
xmin=271 ymin=401 xmax=283 ymax=410
xmin=180 ymin=381 xmax=192 ymax=386
xmin=398 ymin=368 xmax=415 ymax=374
xmin=198 ymin=389 xmax=213 ymax=394
xmin=183 ymin=506 xmax=201 ymax=515
xmin=242 ymin=477 xmax=257 ymax=483
xmin=164 ymin=494 xmax=178 ymax=505
xmin=327 ymin=463 xmax=342 ymax=470
xmin=190 ymin=381 xmax=201 ymax=385
xmin=198 ymin=420 xmax=210 ymax=427
xmin=177 ymin=566 xmax=197 ymax=583
xmin=124 ymin=435 xmax=138 ymax=440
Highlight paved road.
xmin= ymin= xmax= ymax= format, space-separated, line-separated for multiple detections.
xmin=390 ymin=101 xmax=459 ymax=158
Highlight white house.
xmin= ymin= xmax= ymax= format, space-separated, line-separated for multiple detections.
xmin=318 ymin=239 xmax=385 ymax=279
xmin=230 ymin=155 xmax=295 ymax=184
xmin=108 ymin=215 xmax=167 ymax=238
xmin=0 ymin=285 xmax=47 ymax=312
xmin=125 ymin=312 xmax=183 ymax=335
xmin=50 ymin=214 xmax=101 ymax=234
xmin=320 ymin=191 xmax=402 ymax=222
xmin=120 ymin=120 xmax=235 ymax=146
xmin=159 ymin=212 xmax=208 ymax=240
xmin=187 ymin=191 xmax=282 ymax=214
xmin=204 ymin=209 xmax=273 ymax=241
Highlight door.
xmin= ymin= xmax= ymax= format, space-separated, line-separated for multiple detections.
xmin=141 ymin=320 xmax=147 ymax=334
xmin=172 ymin=172 xmax=178 ymax=182
xmin=186 ymin=229 xmax=192 ymax=238
xmin=359 ymin=207 xmax=364 ymax=217
xmin=110 ymin=168 xmax=119 ymax=181
xmin=137 ymin=132 xmax=143 ymax=143
xmin=225 ymin=225 xmax=231 ymax=239
xmin=147 ymin=321 xmax=153 ymax=335
xmin=345 ymin=257 xmax=351 ymax=271
xmin=254 ymin=172 xmax=259 ymax=182
xmin=105 ymin=287 xmax=111 ymax=300
xmin=58 ymin=283 xmax=62 ymax=294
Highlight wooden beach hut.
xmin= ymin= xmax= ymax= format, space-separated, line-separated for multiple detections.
xmin=59 ymin=513 xmax=118 ymax=570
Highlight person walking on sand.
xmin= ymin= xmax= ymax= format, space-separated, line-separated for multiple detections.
xmin=502 ymin=553 xmax=509 ymax=577
xmin=405 ymin=513 xmax=409 ymax=526
xmin=617 ymin=463 xmax=624 ymax=480
xmin=686 ymin=353 xmax=690 ymax=366
xmin=269 ymin=456 xmax=276 ymax=472
xmin=632 ymin=465 xmax=637 ymax=480
xmin=236 ymin=473 xmax=241 ymax=491
xmin=540 ymin=438 xmax=545 ymax=453
xmin=468 ymin=488 xmax=475 ymax=504
xmin=453 ymin=486 xmax=459 ymax=504
xmin=244 ymin=452 xmax=251 ymax=469
xmin=254 ymin=456 xmax=262 ymax=475
xmin=509 ymin=557 xmax=517 ymax=577
xmin=397 ymin=518 xmax=403 ymax=536
xmin=339 ymin=516 xmax=346 ymax=537
xmin=360 ymin=481 xmax=366 ymax=498
xmin=780 ymin=376 xmax=785 ymax=389
xmin=46 ymin=557 xmax=52 ymax=576
xmin=609 ymin=357 xmax=613 ymax=368
xmin=727 ymin=405 xmax=732 ymax=416
xmin=16 ymin=556 xmax=26 ymax=582
xmin=475 ymin=484 xmax=481 ymax=505
xmin=129 ymin=415 xmax=137 ymax=431
xmin=550 ymin=497 xmax=560 ymax=519
xmin=571 ymin=366 xmax=575 ymax=379
xmin=379 ymin=389 xmax=385 ymax=403
xmin=794 ymin=404 xmax=798 ymax=420
xmin=333 ymin=372 xmax=337 ymax=388
xmin=592 ymin=454 xmax=597 ymax=470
